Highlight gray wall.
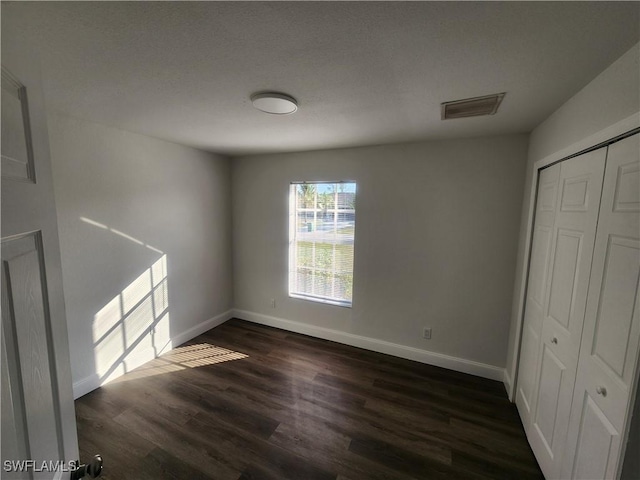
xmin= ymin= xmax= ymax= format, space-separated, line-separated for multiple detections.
xmin=505 ymin=43 xmax=640 ymax=389
xmin=528 ymin=43 xmax=640 ymax=163
xmin=232 ymin=135 xmax=528 ymax=369
xmin=47 ymin=112 xmax=232 ymax=392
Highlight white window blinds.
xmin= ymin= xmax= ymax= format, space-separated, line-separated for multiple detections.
xmin=289 ymin=182 xmax=356 ymax=306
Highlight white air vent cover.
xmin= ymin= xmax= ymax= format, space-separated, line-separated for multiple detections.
xmin=441 ymin=93 xmax=506 ymax=120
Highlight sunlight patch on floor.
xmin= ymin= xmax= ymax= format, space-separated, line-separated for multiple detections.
xmin=110 ymin=343 xmax=248 ymax=383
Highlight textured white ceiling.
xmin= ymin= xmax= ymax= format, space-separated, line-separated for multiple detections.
xmin=3 ymin=2 xmax=639 ymax=156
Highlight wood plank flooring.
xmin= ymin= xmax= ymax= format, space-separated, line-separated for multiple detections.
xmin=75 ymin=318 xmax=543 ymax=480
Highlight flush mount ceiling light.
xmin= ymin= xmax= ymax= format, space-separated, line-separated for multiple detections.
xmin=251 ymin=92 xmax=298 ymax=115
xmin=441 ymin=92 xmax=506 ymax=120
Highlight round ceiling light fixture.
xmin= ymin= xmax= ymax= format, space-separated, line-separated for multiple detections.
xmin=251 ymin=92 xmax=298 ymax=115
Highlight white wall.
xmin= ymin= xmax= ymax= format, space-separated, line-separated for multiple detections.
xmin=529 ymin=44 xmax=640 ymax=163
xmin=47 ymin=112 xmax=233 ymax=397
xmin=232 ymin=135 xmax=528 ymax=375
xmin=504 ymin=43 xmax=640 ymax=392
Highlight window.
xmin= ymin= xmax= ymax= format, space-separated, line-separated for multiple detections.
xmin=289 ymin=182 xmax=356 ymax=307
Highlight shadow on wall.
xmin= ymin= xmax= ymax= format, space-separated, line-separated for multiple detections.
xmin=93 ymin=253 xmax=170 ymax=385
xmin=80 ymin=217 xmax=171 ymax=385
xmin=79 ymin=217 xmax=248 ymax=388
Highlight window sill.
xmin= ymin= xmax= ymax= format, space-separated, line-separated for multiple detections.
xmin=289 ymin=293 xmax=352 ymax=308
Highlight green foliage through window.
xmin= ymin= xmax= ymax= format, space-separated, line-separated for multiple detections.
xmin=289 ymin=182 xmax=356 ymax=305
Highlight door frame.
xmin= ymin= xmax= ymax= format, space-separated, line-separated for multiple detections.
xmin=2 ymin=16 xmax=80 ymax=475
xmin=509 ymin=113 xmax=640 ymax=476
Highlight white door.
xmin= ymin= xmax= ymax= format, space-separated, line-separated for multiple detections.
xmin=521 ymin=149 xmax=606 ymax=478
xmin=1 ymin=18 xmax=79 ymax=480
xmin=561 ymin=133 xmax=640 ymax=480
xmin=516 ymin=163 xmax=561 ymax=427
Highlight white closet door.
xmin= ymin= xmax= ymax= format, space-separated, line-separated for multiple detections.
xmin=517 ymin=164 xmax=561 ymax=427
xmin=527 ymin=149 xmax=607 ymax=478
xmin=1 ymin=20 xmax=79 ymax=476
xmin=561 ymin=134 xmax=640 ymax=480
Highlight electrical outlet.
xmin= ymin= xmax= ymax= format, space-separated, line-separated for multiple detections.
xmin=270 ymin=298 xmax=276 ymax=308
xmin=423 ymin=327 xmax=432 ymax=340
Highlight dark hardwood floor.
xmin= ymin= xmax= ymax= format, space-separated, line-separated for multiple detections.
xmin=75 ymin=318 xmax=543 ymax=480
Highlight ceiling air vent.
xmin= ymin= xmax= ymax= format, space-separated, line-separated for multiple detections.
xmin=441 ymin=93 xmax=506 ymax=120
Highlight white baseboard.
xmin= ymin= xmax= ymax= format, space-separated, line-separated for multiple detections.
xmin=72 ymin=309 xmax=233 ymax=399
xmin=171 ymin=309 xmax=234 ymax=347
xmin=503 ymin=369 xmax=513 ymax=401
xmin=72 ymin=373 xmax=100 ymax=399
xmin=232 ymin=309 xmax=505 ymax=382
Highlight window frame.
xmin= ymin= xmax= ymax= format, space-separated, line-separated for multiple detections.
xmin=288 ymin=180 xmax=356 ymax=308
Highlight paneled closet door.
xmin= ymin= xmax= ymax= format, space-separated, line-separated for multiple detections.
xmin=516 ymin=164 xmax=561 ymax=428
xmin=527 ymin=148 xmax=606 ymax=479
xmin=561 ymin=134 xmax=640 ymax=480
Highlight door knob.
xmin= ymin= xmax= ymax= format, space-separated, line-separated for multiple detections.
xmin=71 ymin=454 xmax=103 ymax=479
xmin=596 ymin=386 xmax=607 ymax=397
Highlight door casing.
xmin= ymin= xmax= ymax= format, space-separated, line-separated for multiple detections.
xmin=509 ymin=117 xmax=640 ymax=479
xmin=1 ymin=17 xmax=79 ymax=479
